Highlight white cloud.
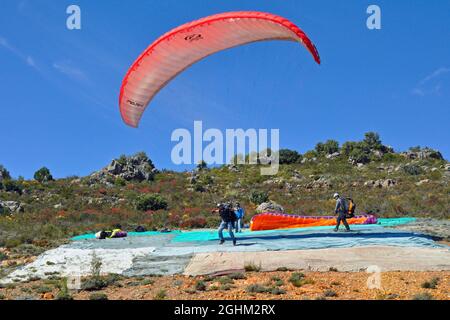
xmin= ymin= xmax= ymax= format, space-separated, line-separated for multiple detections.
xmin=419 ymin=67 xmax=450 ymax=85
xmin=53 ymin=60 xmax=88 ymax=82
xmin=412 ymin=67 xmax=449 ymax=96
xmin=0 ymin=35 xmax=40 ymax=71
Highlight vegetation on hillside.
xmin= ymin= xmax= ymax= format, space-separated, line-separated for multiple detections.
xmin=0 ymin=133 xmax=448 ymax=251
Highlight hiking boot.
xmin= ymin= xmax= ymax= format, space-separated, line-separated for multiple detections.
xmin=219 ymin=240 xmax=225 ymax=245
xmin=333 ymin=228 xmax=338 ymax=232
xmin=233 ymin=240 xmax=237 ymax=246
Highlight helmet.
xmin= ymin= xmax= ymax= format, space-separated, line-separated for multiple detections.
xmin=333 ymin=192 xmax=340 ymax=199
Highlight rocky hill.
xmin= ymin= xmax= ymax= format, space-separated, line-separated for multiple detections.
xmin=0 ymin=132 xmax=448 ymax=251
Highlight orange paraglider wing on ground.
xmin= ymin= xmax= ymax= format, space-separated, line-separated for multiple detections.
xmin=250 ymin=213 xmax=378 ymax=231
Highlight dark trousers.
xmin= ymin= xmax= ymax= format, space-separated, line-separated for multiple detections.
xmin=336 ymin=212 xmax=350 ymax=230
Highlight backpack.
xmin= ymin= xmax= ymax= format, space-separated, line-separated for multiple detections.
xmin=346 ymin=197 xmax=356 ymax=218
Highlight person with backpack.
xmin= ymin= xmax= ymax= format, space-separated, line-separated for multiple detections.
xmin=234 ymin=202 xmax=245 ymax=233
xmin=333 ymin=193 xmax=351 ymax=232
xmin=213 ymin=202 xmax=237 ymax=245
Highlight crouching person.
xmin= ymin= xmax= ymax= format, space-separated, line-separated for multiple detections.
xmin=214 ymin=203 xmax=237 ymax=246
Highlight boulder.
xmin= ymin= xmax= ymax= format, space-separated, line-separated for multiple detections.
xmin=0 ymin=200 xmax=24 ymax=214
xmin=305 ymin=176 xmax=332 ymax=189
xmin=256 ymin=201 xmax=285 ymax=214
xmin=326 ymin=152 xmax=340 ymax=159
xmin=401 ymin=148 xmax=443 ymax=160
xmin=364 ymin=179 xmax=397 ymax=188
xmin=416 ymin=179 xmax=430 ymax=186
xmin=89 ymin=153 xmax=156 ymax=184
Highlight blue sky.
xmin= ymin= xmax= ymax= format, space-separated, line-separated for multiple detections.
xmin=1 ymin=0 xmax=449 ymax=179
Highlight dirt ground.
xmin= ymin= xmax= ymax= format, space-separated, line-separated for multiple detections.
xmin=1 ymin=270 xmax=448 ymax=300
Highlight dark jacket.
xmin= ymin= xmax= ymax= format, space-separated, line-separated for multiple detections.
xmin=219 ymin=206 xmax=237 ymax=223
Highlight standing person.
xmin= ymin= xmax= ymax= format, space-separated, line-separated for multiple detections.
xmin=333 ymin=193 xmax=350 ymax=232
xmin=214 ymin=203 xmax=237 ymax=245
xmin=234 ymin=202 xmax=245 ymax=233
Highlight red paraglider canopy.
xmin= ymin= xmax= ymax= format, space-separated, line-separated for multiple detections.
xmin=119 ymin=11 xmax=320 ymax=127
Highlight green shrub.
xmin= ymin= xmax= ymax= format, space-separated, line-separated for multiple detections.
xmin=0 ymin=165 xmax=11 ymax=180
xmin=279 ymin=149 xmax=303 ymax=164
xmin=135 ymin=194 xmax=168 ymax=211
xmin=55 ymin=278 xmax=73 ymax=300
xmin=249 ymin=191 xmax=268 ymax=205
xmin=276 ymin=267 xmax=289 ymax=272
xmin=195 ymin=280 xmax=207 ymax=291
xmin=246 ymin=284 xmax=269 ymax=293
xmin=421 ymin=277 xmax=439 ymax=289
xmin=403 ymin=164 xmax=423 ymax=176
xmin=0 ymin=252 xmax=7 ymax=261
xmin=303 ymin=150 xmax=318 ymax=159
xmin=244 ymin=262 xmax=261 ymax=272
xmin=0 ymin=179 xmax=23 ymax=194
xmin=289 ymin=272 xmax=306 ymax=287
xmin=363 ymin=132 xmax=383 ymax=150
xmin=316 ymin=140 xmax=339 ymax=156
xmin=217 ymin=276 xmax=233 ymax=285
xmin=270 ymin=287 xmax=286 ymax=295
xmin=89 ymin=292 xmax=108 ymax=300
xmin=196 ymin=160 xmax=208 ymax=171
xmin=141 ymin=278 xmax=154 ymax=286
xmin=349 ymin=146 xmax=371 ymax=164
xmin=35 ymin=285 xmax=52 ymax=294
xmin=219 ymin=284 xmax=232 ymax=291
xmin=229 ymin=272 xmax=246 ymax=280
xmin=114 ymin=177 xmax=126 ymax=186
xmin=34 ymin=167 xmax=53 ymax=183
xmin=154 ymin=289 xmax=167 ymax=300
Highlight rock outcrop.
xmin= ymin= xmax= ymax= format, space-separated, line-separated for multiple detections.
xmin=256 ymin=201 xmax=285 ymax=214
xmin=0 ymin=200 xmax=24 ymax=214
xmin=364 ymin=179 xmax=397 ymax=188
xmin=401 ymin=148 xmax=443 ymax=161
xmin=89 ymin=153 xmax=156 ymax=185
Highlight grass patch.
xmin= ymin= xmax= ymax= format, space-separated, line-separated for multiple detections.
xmin=412 ymin=292 xmax=434 ymax=300
xmin=219 ymin=284 xmax=232 ymax=291
xmin=141 ymin=278 xmax=154 ymax=286
xmin=229 ymin=272 xmax=246 ymax=280
xmin=275 ymin=267 xmax=290 ymax=272
xmin=217 ymin=276 xmax=233 ymax=285
xmin=55 ymin=278 xmax=73 ymax=300
xmin=154 ymin=289 xmax=167 ymax=300
xmin=246 ymin=284 xmax=269 ymax=293
xmin=244 ymin=262 xmax=261 ymax=272
xmin=323 ymin=289 xmax=337 ymax=297
xmin=35 ymin=285 xmax=52 ymax=294
xmin=89 ymin=292 xmax=108 ymax=300
xmin=246 ymin=283 xmax=285 ymax=295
